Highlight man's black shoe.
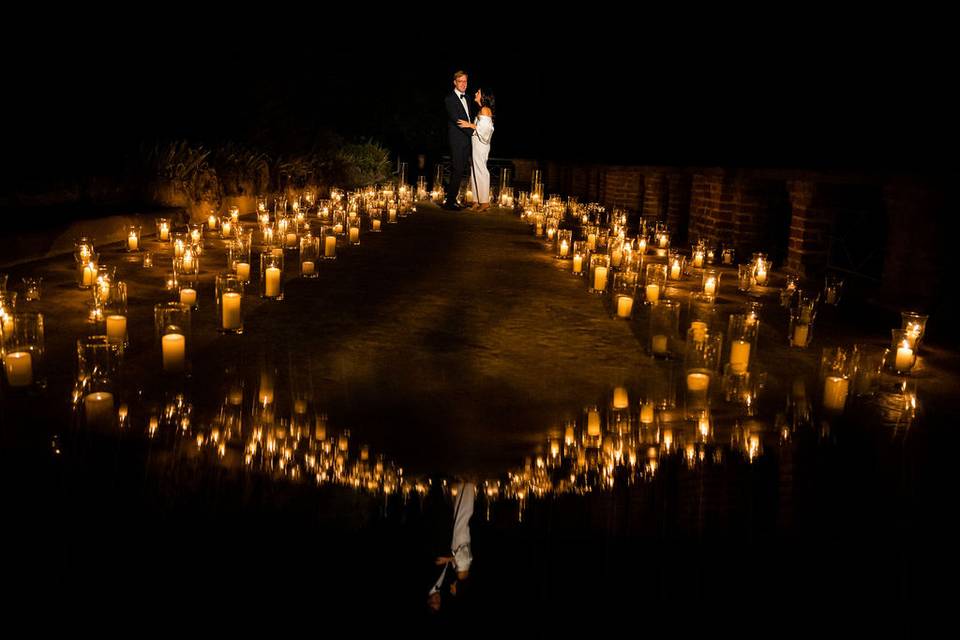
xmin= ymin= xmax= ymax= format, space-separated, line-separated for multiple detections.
xmin=442 ymin=203 xmax=463 ymax=211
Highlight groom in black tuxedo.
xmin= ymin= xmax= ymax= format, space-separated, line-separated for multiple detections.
xmin=443 ymin=70 xmax=472 ymax=211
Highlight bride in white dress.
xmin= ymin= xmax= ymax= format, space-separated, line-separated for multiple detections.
xmin=457 ymin=89 xmax=494 ymax=211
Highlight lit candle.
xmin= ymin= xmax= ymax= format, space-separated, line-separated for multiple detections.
xmin=301 ymin=261 xmax=316 ymax=275
xmin=729 ymin=340 xmax=751 ymax=374
xmin=161 ymin=333 xmax=186 ymax=373
xmin=547 ymin=227 xmax=555 ymax=240
xmin=755 ymin=264 xmax=767 ymax=285
xmin=349 ymin=227 xmax=360 ymax=243
xmin=159 ymin=223 xmax=170 ymax=241
xmin=652 ymin=334 xmax=668 ymax=355
xmin=179 ymin=288 xmax=197 ymax=307
xmin=208 ymin=214 xmax=217 ymax=229
xmin=670 ymin=260 xmax=681 ymax=280
xmin=4 ymin=351 xmax=33 ymax=387
xmin=640 ymin=403 xmax=654 ymax=424
xmin=84 ymin=392 xmax=115 ymax=428
xmin=389 ymin=208 xmax=397 ymax=221
xmin=613 ymin=387 xmax=629 ymax=409
xmin=221 ymin=292 xmax=242 ymax=330
xmin=174 ymin=240 xmax=185 ymax=259
xmin=645 ymin=283 xmax=660 ymax=303
xmin=82 ymin=262 xmax=96 ymax=286
xmin=106 ymin=315 xmax=127 ymax=342
xmin=792 ymin=323 xmax=809 ymax=347
xmin=704 ymin=276 xmax=716 ymax=296
xmin=128 ymin=232 xmax=139 ymax=251
xmin=690 ymin=321 xmax=708 ymax=343
xmin=334 ymin=222 xmax=344 ymax=234
xmin=693 ymin=252 xmax=704 ymax=268
xmin=236 ymin=262 xmax=250 ymax=281
xmin=222 ymin=220 xmax=232 ymax=236
xmin=324 ymin=236 xmax=337 ymax=258
xmin=593 ymin=266 xmax=608 ymax=291
xmin=587 ymin=410 xmax=601 ymax=437
xmin=182 ymin=251 xmax=194 ymax=272
xmin=286 ymin=232 xmax=298 ymax=247
xmin=265 ymin=267 xmax=281 ymax=297
xmin=895 ymin=341 xmax=914 ymax=371
xmin=616 ymin=295 xmax=634 ymax=318
xmin=572 ymin=255 xmax=583 ymax=274
xmin=822 ymin=376 xmax=849 ymax=411
xmin=263 ymin=227 xmax=274 ymax=244
xmin=686 ymin=372 xmax=710 ymax=392
xmin=560 ymin=240 xmax=569 ymax=257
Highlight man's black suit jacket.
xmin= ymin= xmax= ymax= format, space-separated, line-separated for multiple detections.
xmin=445 ymin=92 xmax=473 ymax=149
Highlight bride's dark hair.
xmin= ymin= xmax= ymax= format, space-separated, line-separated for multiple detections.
xmin=480 ymin=89 xmax=495 ymax=115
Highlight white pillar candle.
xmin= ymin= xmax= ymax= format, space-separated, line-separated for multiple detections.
xmin=616 ymin=295 xmax=634 ymax=318
xmin=159 ymin=224 xmax=169 ymax=241
xmin=572 ymin=255 xmax=583 ymax=274
xmin=593 ymin=266 xmax=608 ymax=291
xmin=301 ymin=261 xmax=316 ymax=275
xmin=645 ymin=283 xmax=660 ymax=303
xmin=161 ymin=333 xmax=186 ymax=373
xmin=652 ymin=334 xmax=669 ymax=355
xmin=221 ymin=292 xmax=242 ymax=330
xmin=265 ymin=267 xmax=282 ymax=297
xmin=182 ymin=252 xmax=194 ymax=272
xmin=349 ymin=227 xmax=359 ymax=243
xmin=686 ymin=372 xmax=710 ymax=392
xmin=729 ymin=340 xmax=751 ymax=374
xmin=208 ymin=215 xmax=217 ymax=229
xmin=693 ymin=253 xmax=704 ymax=268
xmin=372 ymin=219 xmax=381 ymax=231
xmin=559 ymin=240 xmax=569 ymax=257
xmin=895 ymin=344 xmax=914 ymax=371
xmin=704 ymin=277 xmax=716 ymax=296
xmin=179 ymin=288 xmax=197 ymax=306
xmin=755 ymin=266 xmax=767 ymax=285
xmin=222 ymin=221 xmax=232 ymax=236
xmin=587 ymin=410 xmax=601 ymax=437
xmin=324 ymin=236 xmax=337 ymax=257
xmin=690 ymin=321 xmax=708 ymax=343
xmin=822 ymin=376 xmax=849 ymax=411
xmin=670 ymin=260 xmax=681 ymax=280
xmin=82 ymin=263 xmax=97 ymax=286
xmin=128 ymin=233 xmax=139 ymax=251
xmin=640 ymin=403 xmax=655 ymax=424
xmin=84 ymin=392 xmax=115 ymax=428
xmin=106 ymin=314 xmax=127 ymax=342
xmin=4 ymin=351 xmax=33 ymax=387
xmin=792 ymin=323 xmax=810 ymax=347
xmin=236 ymin=262 xmax=250 ymax=281
xmin=286 ymin=232 xmax=298 ymax=247
xmin=613 ymin=387 xmax=629 ymax=409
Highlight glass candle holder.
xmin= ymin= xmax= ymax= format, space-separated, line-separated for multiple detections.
xmin=820 ymin=346 xmax=854 ymax=412
xmin=688 ymin=292 xmax=717 ymax=332
xmin=900 ymin=312 xmax=929 ymax=350
xmin=74 ymin=237 xmax=95 ymax=266
xmin=142 ymin=251 xmax=154 ymax=269
xmin=220 ymin=217 xmax=235 ymax=240
xmin=737 ymin=263 xmax=753 ymax=292
xmin=228 ymin=240 xmax=252 ymax=283
xmin=78 ymin=253 xmax=100 ymax=289
xmin=176 ymin=248 xmax=199 ymax=278
xmin=611 ymin=273 xmax=637 ymax=320
xmin=608 ymin=236 xmax=625 ymax=269
xmin=348 ymin=220 xmax=361 ymax=246
xmin=701 ymin=269 xmax=720 ymax=299
xmin=22 ymin=277 xmax=42 ymax=302
xmin=588 ymin=253 xmax=611 ymax=294
xmin=156 ymin=218 xmax=171 ymax=242
xmin=795 ymin=291 xmax=818 ymax=325
xmin=76 ymin=334 xmax=122 ymax=387
xmin=789 ymin=308 xmax=813 ymax=349
xmin=300 ymin=235 xmax=319 ymax=278
xmin=851 ymin=343 xmax=884 ymax=397
xmin=648 ymin=300 xmax=680 ymax=359
xmin=154 ymin=302 xmax=190 ymax=375
xmin=0 ymin=292 xmax=16 ymax=340
xmin=260 ymin=252 xmax=284 ymax=300
xmin=721 ymin=246 xmax=735 ymax=266
xmin=189 ymin=223 xmax=204 ymax=248
xmin=571 ymin=241 xmax=587 ymax=276
xmin=690 ymin=244 xmax=706 ymax=270
xmin=584 ymin=225 xmax=599 ymax=252
xmin=780 ymin=275 xmax=798 ymax=307
xmin=216 ymin=273 xmax=244 ymax=334
xmin=3 ymin=311 xmax=44 ymax=390
xmin=369 ymin=210 xmax=382 ymax=232
xmin=684 ymin=331 xmax=721 ymax=415
xmin=556 ymin=229 xmax=573 ymax=259
xmin=256 ymin=195 xmax=268 ymax=216
xmin=655 ymin=230 xmax=670 ymax=251
xmin=667 ymin=252 xmax=685 ymax=281
xmin=172 ymin=233 xmax=187 ymax=259
xmin=644 ymin=264 xmax=667 ymax=303
xmin=322 ymin=226 xmax=338 ymax=260
xmin=207 ymin=210 xmax=220 ymax=232
xmin=727 ymin=313 xmax=758 ymax=375
xmin=752 ymin=255 xmax=770 ymax=286
xmin=126 ymin=225 xmax=142 ymax=252
xmin=387 ymin=206 xmax=398 ymax=224
xmin=888 ymin=330 xmax=917 ymax=375
xmin=545 ymin=218 xmax=559 ymax=243
xmin=103 ymin=281 xmax=128 ymax=348
xmin=823 ymin=275 xmax=844 ymax=305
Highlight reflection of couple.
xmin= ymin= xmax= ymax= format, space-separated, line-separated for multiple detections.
xmin=444 ymin=70 xmax=495 ymax=211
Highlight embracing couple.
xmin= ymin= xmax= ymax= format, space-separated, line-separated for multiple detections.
xmin=443 ymin=70 xmax=495 ymax=211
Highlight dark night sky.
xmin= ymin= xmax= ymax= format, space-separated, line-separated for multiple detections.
xmin=5 ymin=21 xmax=956 ymax=183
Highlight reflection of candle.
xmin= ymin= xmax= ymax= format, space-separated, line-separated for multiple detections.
xmin=792 ymin=323 xmax=809 ymax=347
xmin=222 ymin=292 xmax=242 ymax=330
xmin=560 ymin=240 xmax=569 ymax=257
xmin=161 ymin=333 xmax=186 ymax=373
xmin=670 ymin=260 xmax=681 ymax=280
xmin=645 ymin=283 xmax=660 ymax=303
xmin=334 ymin=223 xmax=344 ymax=234
xmin=265 ymin=267 xmax=281 ymax=297
xmin=640 ymin=403 xmax=654 ymax=424
xmin=349 ymin=227 xmax=359 ymax=243
xmin=324 ymin=236 xmax=337 ymax=258
xmin=587 ymin=410 xmax=601 ymax=437
xmin=652 ymin=334 xmax=668 ymax=355
xmin=729 ymin=340 xmax=751 ymax=373
xmin=745 ymin=312 xmax=758 ymax=327
xmin=84 ymin=392 xmax=115 ymax=428
xmin=174 ymin=241 xmax=185 ymax=258
xmin=613 ymin=387 xmax=629 ymax=409
xmin=587 ymin=233 xmax=597 ymax=251
xmin=372 ymin=219 xmax=381 ymax=231
xmin=611 ymin=249 xmax=622 ymax=267
xmin=106 ymin=315 xmax=127 ymax=342
xmin=389 ymin=208 xmax=397 ymax=221
xmin=906 ymin=325 xmax=921 ymax=349
xmin=301 ymin=261 xmax=315 ymax=275
xmin=128 ymin=232 xmax=138 ymax=251
xmin=2 ymin=314 xmax=13 ymax=336
xmin=690 ymin=321 xmax=708 ymax=343
xmin=593 ymin=266 xmax=608 ymax=291
xmin=236 ymin=262 xmax=250 ymax=281
xmin=686 ymin=372 xmax=710 ymax=392
xmin=180 ymin=288 xmax=197 ymax=306
xmin=822 ymin=376 xmax=849 ymax=411
xmin=286 ymin=232 xmax=298 ymax=247
xmin=616 ymin=295 xmax=634 ymax=318
xmin=704 ymin=277 xmax=716 ymax=296
xmin=572 ymin=255 xmax=583 ymax=274
xmin=5 ymin=351 xmax=33 ymax=387
xmin=895 ymin=342 xmax=914 ymax=371
xmin=825 ymin=289 xmax=837 ymax=304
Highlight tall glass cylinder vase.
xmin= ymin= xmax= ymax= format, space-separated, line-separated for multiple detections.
xmin=300 ymin=235 xmax=320 ymax=278
xmin=648 ymin=300 xmax=680 ymax=359
xmin=216 ymin=273 xmax=244 ymax=334
xmin=2 ymin=311 xmax=44 ymax=391
xmin=260 ymin=252 xmax=284 ymax=300
xmin=727 ymin=313 xmax=758 ymax=375
xmin=589 ymin=253 xmax=610 ymax=294
xmin=154 ymin=302 xmax=190 ymax=375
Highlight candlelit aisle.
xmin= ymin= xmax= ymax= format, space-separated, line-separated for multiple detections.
xmin=2 ymin=201 xmax=958 ymax=621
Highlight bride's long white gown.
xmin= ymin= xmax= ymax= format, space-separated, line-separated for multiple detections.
xmin=470 ymin=114 xmax=494 ymax=204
